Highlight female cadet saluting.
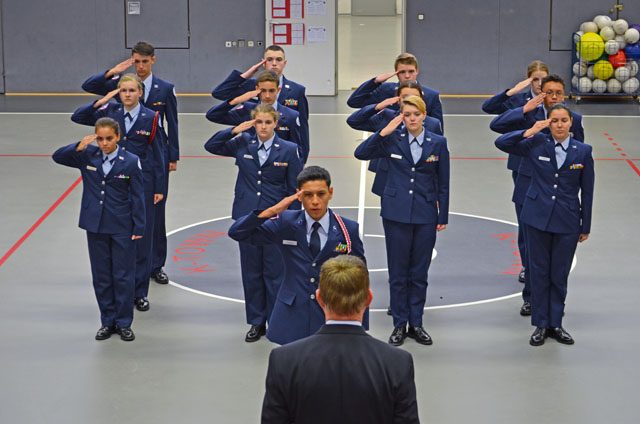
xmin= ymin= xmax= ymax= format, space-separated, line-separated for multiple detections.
xmin=495 ymin=104 xmax=594 ymax=347
xmin=71 ymin=73 xmax=164 ymax=313
xmin=205 ymin=104 xmax=303 ymax=342
xmin=354 ymin=95 xmax=449 ymax=347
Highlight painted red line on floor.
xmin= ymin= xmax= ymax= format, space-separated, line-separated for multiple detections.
xmin=0 ymin=177 xmax=82 ymax=268
xmin=608 ymin=137 xmax=614 ymax=141
xmin=626 ymin=159 xmax=640 ymax=177
xmin=621 ymin=153 xmax=628 ymax=157
xmin=603 ymin=132 xmax=609 ymax=136
xmin=616 ymin=148 xmax=624 ymax=151
xmin=612 ymin=142 xmax=618 ymax=146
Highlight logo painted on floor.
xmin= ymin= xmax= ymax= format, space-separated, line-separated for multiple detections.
xmin=166 ymin=208 xmax=527 ymax=310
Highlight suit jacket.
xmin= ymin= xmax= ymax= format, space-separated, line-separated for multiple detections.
xmin=262 ymin=324 xmax=419 ymax=424
xmin=495 ymin=131 xmax=594 ymax=234
xmin=347 ymin=78 xmax=444 ymax=129
xmin=355 ymin=130 xmax=450 ymax=225
xmin=71 ymin=101 xmax=165 ymax=194
xmin=204 ymin=129 xmax=303 ymax=219
xmin=81 ymin=71 xmax=179 ymax=162
xmin=481 ymin=89 xmax=532 ymax=115
xmin=228 ymin=209 xmax=366 ymax=345
xmin=52 ymin=144 xmax=145 ymax=235
xmin=206 ymin=100 xmax=308 ymax=163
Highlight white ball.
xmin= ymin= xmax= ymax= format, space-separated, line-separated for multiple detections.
xmin=572 ymin=76 xmax=579 ymax=88
xmin=578 ymin=77 xmax=593 ymax=93
xmin=592 ymin=79 xmax=607 ymax=93
xmin=594 ymin=15 xmax=612 ymax=30
xmin=626 ymin=60 xmax=639 ymax=76
xmin=607 ymin=78 xmax=622 ymax=93
xmin=615 ymin=66 xmax=631 ymax=82
xmin=605 ymin=39 xmax=620 ymax=54
xmin=624 ymin=28 xmax=640 ymax=44
xmin=600 ymin=26 xmax=616 ymax=41
xmin=622 ymin=77 xmax=639 ymax=93
xmin=573 ymin=61 xmax=588 ymax=76
xmin=615 ymin=35 xmax=627 ymax=50
xmin=580 ymin=21 xmax=598 ymax=33
xmin=573 ymin=31 xmax=584 ymax=44
xmin=587 ymin=65 xmax=595 ymax=79
xmin=613 ymin=19 xmax=629 ymax=35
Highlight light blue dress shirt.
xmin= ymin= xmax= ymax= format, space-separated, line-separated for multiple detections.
xmin=553 ymin=135 xmax=570 ymax=169
xmin=305 ymin=210 xmax=330 ymax=251
xmin=257 ymin=135 xmax=274 ymax=166
xmin=101 ymin=149 xmax=119 ymax=175
xmin=408 ymin=129 xmax=425 ymax=164
xmin=123 ymin=103 xmax=140 ymax=134
xmin=141 ymin=74 xmax=152 ymax=103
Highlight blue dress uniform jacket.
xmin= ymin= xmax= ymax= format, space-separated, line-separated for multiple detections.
xmin=52 ymin=144 xmax=145 ymax=235
xmin=354 ymin=130 xmax=450 ymax=225
xmin=204 ymin=128 xmax=303 ymax=219
xmin=71 ymin=101 xmax=165 ymax=195
xmin=347 ymin=78 xmax=444 ymax=129
xmin=481 ymin=90 xmax=532 ymax=115
xmin=495 ymin=131 xmax=594 ymax=235
xmin=81 ymin=71 xmax=179 ymax=162
xmin=228 ymin=209 xmax=366 ymax=345
xmin=206 ymin=100 xmax=308 ymax=163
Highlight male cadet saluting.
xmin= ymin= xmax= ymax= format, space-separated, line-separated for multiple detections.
xmin=228 ymin=166 xmax=366 ymax=345
xmin=52 ymin=117 xmax=145 ymax=342
xmin=81 ymin=41 xmax=178 ymax=286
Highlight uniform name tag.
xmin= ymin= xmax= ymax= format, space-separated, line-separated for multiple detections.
xmin=244 ymin=154 xmax=253 ymax=159
xmin=282 ymin=240 xmax=297 ymax=246
xmin=390 ymin=153 xmax=402 ymax=160
xmin=86 ymin=165 xmax=97 ymax=171
xmin=538 ymin=156 xmax=551 ymax=162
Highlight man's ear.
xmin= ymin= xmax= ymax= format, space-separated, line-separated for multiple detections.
xmin=315 ymin=288 xmax=325 ymax=308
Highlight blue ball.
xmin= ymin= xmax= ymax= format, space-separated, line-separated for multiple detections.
xmin=625 ymin=43 xmax=640 ymax=60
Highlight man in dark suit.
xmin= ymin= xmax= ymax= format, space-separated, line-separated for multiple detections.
xmin=261 ymin=255 xmax=420 ymax=424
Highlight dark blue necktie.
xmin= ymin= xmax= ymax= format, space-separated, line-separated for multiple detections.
xmin=124 ymin=112 xmax=133 ymax=122
xmin=309 ymin=221 xmax=321 ymax=257
xmin=555 ymin=143 xmax=566 ymax=152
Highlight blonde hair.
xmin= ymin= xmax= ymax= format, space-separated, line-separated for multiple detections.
xmin=319 ymin=256 xmax=369 ymax=316
xmin=250 ymin=104 xmax=280 ymax=122
xmin=400 ymin=95 xmax=426 ymax=114
xmin=117 ymin=73 xmax=143 ymax=91
xmin=527 ymin=60 xmax=550 ymax=77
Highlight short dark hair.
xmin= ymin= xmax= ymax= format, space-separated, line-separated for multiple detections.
xmin=265 ymin=45 xmax=285 ymax=55
xmin=541 ymin=74 xmax=565 ymax=90
xmin=95 ymin=117 xmax=121 ymax=138
xmin=296 ymin=166 xmax=331 ymax=188
xmin=548 ymin=103 xmax=572 ymax=117
xmin=132 ymin=41 xmax=155 ymax=57
xmin=255 ymin=70 xmax=280 ymax=87
xmin=397 ymin=80 xmax=424 ymax=99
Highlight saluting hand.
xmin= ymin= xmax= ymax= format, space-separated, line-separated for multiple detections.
xmin=506 ymin=78 xmax=533 ymax=97
xmin=523 ymin=92 xmax=545 ymax=113
xmin=229 ymin=88 xmax=261 ymax=106
xmin=76 ymin=134 xmax=96 ymax=152
xmin=375 ymin=96 xmax=400 ymax=111
xmin=94 ymin=88 xmax=120 ymax=109
xmin=523 ymin=119 xmax=551 ymax=138
xmin=241 ymin=59 xmax=267 ymax=79
xmin=380 ymin=114 xmax=404 ymax=137
xmin=106 ymin=58 xmax=134 ymax=79
xmin=374 ymin=70 xmax=399 ymax=84
xmin=258 ymin=191 xmax=302 ymax=219
xmin=232 ymin=119 xmax=256 ymax=135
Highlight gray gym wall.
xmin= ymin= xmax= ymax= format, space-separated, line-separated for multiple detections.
xmin=1 ymin=0 xmax=638 ymax=94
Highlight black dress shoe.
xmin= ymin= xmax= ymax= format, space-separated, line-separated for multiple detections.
xmin=152 ymin=269 xmax=169 ymax=285
xmin=529 ymin=327 xmax=547 ymax=346
xmin=520 ymin=302 xmax=532 ymax=316
xmin=117 ymin=327 xmax=135 ymax=342
xmin=548 ymin=327 xmax=574 ymax=345
xmin=135 ymin=297 xmax=150 ymax=311
xmin=95 ymin=326 xmax=115 ymax=340
xmin=386 ymin=306 xmax=392 ymax=316
xmin=407 ymin=326 xmax=433 ymax=345
xmin=245 ymin=324 xmax=266 ymax=342
xmin=388 ymin=325 xmax=407 ymax=346
xmin=518 ymin=268 xmax=526 ymax=283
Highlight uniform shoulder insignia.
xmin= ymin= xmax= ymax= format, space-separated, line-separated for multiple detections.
xmin=99 ymin=104 xmax=109 ymax=111
xmin=137 ymin=159 xmax=142 ymax=170
xmin=296 ymin=117 xmax=300 ymax=126
xmin=172 ymin=87 xmax=176 ymax=96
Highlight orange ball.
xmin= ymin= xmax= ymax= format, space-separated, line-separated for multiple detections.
xmin=609 ymin=50 xmax=627 ymax=68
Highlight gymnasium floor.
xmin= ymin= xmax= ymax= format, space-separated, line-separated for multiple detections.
xmin=0 ymin=91 xmax=639 ymax=423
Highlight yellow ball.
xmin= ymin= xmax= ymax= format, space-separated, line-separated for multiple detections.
xmin=593 ymin=59 xmax=614 ymax=80
xmin=579 ymin=32 xmax=605 ymax=61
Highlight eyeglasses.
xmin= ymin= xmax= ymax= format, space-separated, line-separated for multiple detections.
xmin=544 ymin=90 xmax=564 ymax=97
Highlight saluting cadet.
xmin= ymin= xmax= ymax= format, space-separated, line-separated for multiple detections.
xmin=228 ymin=166 xmax=366 ymax=345
xmin=212 ymin=44 xmax=309 ymax=142
xmin=347 ymin=52 xmax=444 ymax=129
xmin=72 ymin=73 xmax=164 ymax=313
xmin=207 ymin=70 xmax=308 ymax=163
xmin=354 ymin=96 xmax=449 ymax=347
xmin=495 ymin=104 xmax=594 ymax=346
xmin=490 ymin=75 xmax=584 ymax=317
xmin=81 ymin=41 xmax=178 ymax=286
xmin=205 ymin=104 xmax=303 ymax=342
xmin=483 ymin=60 xmax=549 ymax=287
xmin=52 ymin=118 xmax=145 ymax=342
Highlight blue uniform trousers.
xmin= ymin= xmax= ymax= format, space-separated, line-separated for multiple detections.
xmin=134 ymin=177 xmax=156 ymax=299
xmin=86 ymin=232 xmax=136 ymax=328
xmin=152 ymin=142 xmax=169 ymax=273
xmin=526 ymin=225 xmax=579 ymax=328
xmin=238 ymin=241 xmax=284 ymax=326
xmin=515 ymin=201 xmax=530 ymax=303
xmin=383 ymin=218 xmax=437 ymax=328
